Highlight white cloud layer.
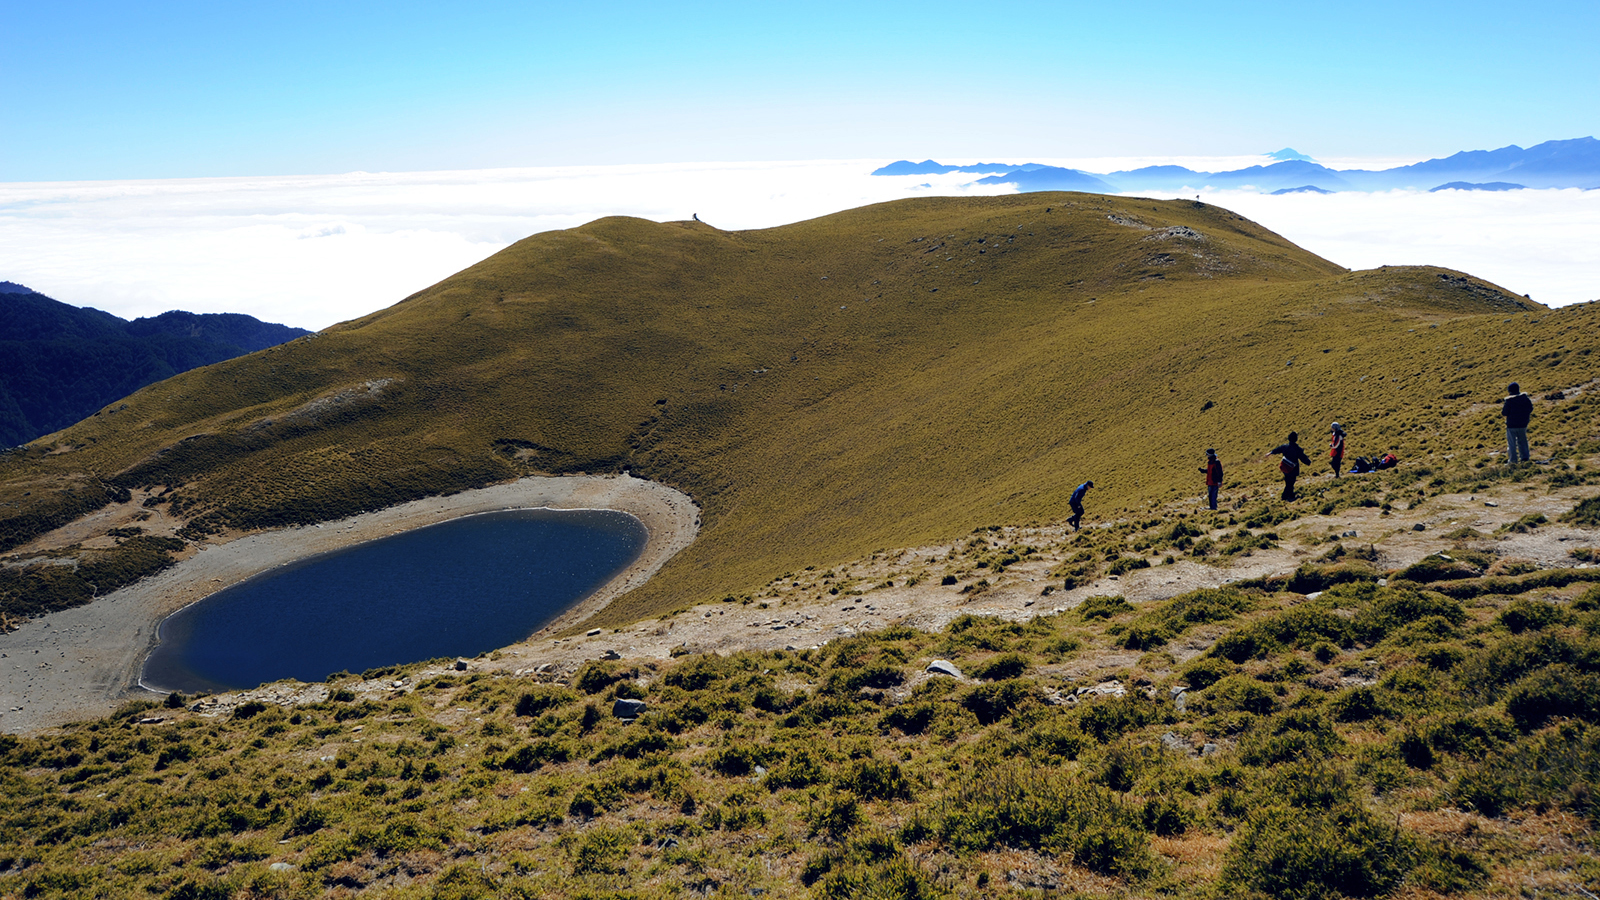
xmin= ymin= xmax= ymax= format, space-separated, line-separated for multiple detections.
xmin=1 ymin=162 xmax=1595 ymax=331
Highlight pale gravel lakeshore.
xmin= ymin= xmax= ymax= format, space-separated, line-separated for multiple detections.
xmin=0 ymin=474 xmax=699 ymax=735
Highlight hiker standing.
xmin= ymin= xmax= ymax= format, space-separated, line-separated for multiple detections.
xmin=1502 ymin=382 xmax=1533 ymax=464
xmin=1200 ymin=449 xmax=1223 ymax=510
xmin=1068 ymin=480 xmax=1093 ymax=530
xmin=1270 ymin=432 xmax=1313 ymax=501
xmin=1329 ymin=423 xmax=1346 ymax=478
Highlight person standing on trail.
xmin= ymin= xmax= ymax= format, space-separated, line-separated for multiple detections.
xmin=1200 ymin=449 xmax=1223 ymax=510
xmin=1068 ymin=480 xmax=1093 ymax=530
xmin=1270 ymin=432 xmax=1313 ymax=501
xmin=1329 ymin=423 xmax=1346 ymax=478
xmin=1502 ymin=382 xmax=1533 ymax=464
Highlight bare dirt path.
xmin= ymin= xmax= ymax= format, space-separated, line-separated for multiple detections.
xmin=0 ymin=474 xmax=698 ymax=734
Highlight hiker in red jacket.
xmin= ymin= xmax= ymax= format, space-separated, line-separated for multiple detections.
xmin=1199 ymin=449 xmax=1223 ymax=510
xmin=1329 ymin=422 xmax=1346 ymax=478
xmin=1270 ymin=432 xmax=1313 ymax=501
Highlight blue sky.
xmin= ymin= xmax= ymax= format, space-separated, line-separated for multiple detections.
xmin=5 ymin=0 xmax=1597 ymax=181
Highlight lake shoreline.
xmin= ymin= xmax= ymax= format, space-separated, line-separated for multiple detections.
xmin=0 ymin=474 xmax=699 ymax=735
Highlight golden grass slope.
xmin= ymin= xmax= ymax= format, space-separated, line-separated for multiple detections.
xmin=2 ymin=192 xmax=1596 ymax=628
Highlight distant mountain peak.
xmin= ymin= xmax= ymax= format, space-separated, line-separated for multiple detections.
xmin=0 ymin=281 xmax=39 ymax=295
xmin=1267 ymin=148 xmax=1315 ymax=162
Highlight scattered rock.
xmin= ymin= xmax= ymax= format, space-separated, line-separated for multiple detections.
xmin=1412 ymin=523 xmax=1426 ymax=532
xmin=1161 ymin=732 xmax=1189 ymax=752
xmin=137 ymin=716 xmax=164 ymax=725
xmin=454 ymin=658 xmax=470 ymax=671
xmin=268 ymin=863 xmax=295 ymax=873
xmin=586 ymin=628 xmax=603 ymax=636
xmin=601 ymin=649 xmax=622 ymax=660
xmin=612 ymin=698 xmax=647 ymax=719
xmin=1077 ymin=680 xmax=1126 ymax=698
xmin=1485 ymin=501 xmax=1499 ymax=507
xmin=926 ymin=659 xmax=963 ymax=679
xmin=1200 ymin=743 xmax=1220 ymax=757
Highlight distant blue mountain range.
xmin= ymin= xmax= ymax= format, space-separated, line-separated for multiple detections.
xmin=872 ymin=137 xmax=1600 ymax=194
xmin=0 ymin=282 xmax=311 ymax=446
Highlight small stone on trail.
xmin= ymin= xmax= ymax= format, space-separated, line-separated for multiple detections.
xmin=587 ymin=628 xmax=603 ymax=636
xmin=1485 ymin=501 xmax=1498 ymax=507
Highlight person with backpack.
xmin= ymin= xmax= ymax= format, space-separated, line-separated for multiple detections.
xmin=1329 ymin=422 xmax=1346 ymax=478
xmin=1270 ymin=432 xmax=1313 ymax=501
xmin=1199 ymin=449 xmax=1223 ymax=510
xmin=1068 ymin=480 xmax=1093 ymax=530
xmin=1502 ymin=382 xmax=1533 ymax=464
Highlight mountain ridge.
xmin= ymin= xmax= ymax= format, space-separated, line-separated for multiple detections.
xmin=0 ymin=288 xmax=311 ymax=446
xmin=879 ymin=136 xmax=1600 ymax=193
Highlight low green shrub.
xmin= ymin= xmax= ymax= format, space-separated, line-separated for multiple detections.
xmin=1107 ymin=556 xmax=1151 ymax=577
xmin=1220 ymin=802 xmax=1414 ymax=900
xmin=1498 ymin=513 xmax=1548 ymax=534
xmin=1396 ymin=555 xmax=1481 ymax=584
xmin=1497 ymin=598 xmax=1575 ymax=633
xmin=1180 ymin=656 xmax=1235 ymax=690
xmin=1503 ymin=663 xmax=1600 ymax=732
xmin=836 ymin=758 xmax=913 ymax=801
xmin=1210 ymin=607 xmax=1354 ymax=662
xmin=960 ymin=679 xmax=1038 ymax=725
xmin=513 ymin=686 xmax=577 ymax=717
xmin=967 ymin=652 xmax=1029 ymax=681
xmin=1198 ymin=675 xmax=1278 ymax=716
xmin=936 ymin=762 xmax=1153 ymax=877
xmin=1076 ymin=595 xmax=1132 ymax=621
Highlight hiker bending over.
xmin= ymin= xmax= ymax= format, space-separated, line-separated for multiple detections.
xmin=1502 ymin=382 xmax=1532 ymax=464
xmin=1200 ymin=449 xmax=1223 ymax=510
xmin=1270 ymin=432 xmax=1312 ymax=501
xmin=1068 ymin=480 xmax=1093 ymax=530
xmin=1329 ymin=422 xmax=1346 ymax=478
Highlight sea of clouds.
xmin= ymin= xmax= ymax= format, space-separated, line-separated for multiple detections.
xmin=2 ymin=159 xmax=1596 ymax=330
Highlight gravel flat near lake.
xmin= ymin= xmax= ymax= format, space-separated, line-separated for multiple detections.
xmin=0 ymin=474 xmax=698 ymax=735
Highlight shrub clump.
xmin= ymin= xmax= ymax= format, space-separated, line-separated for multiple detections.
xmin=937 ymin=763 xmax=1154 ymax=878
xmin=1220 ymin=802 xmax=1414 ymax=899
xmin=1563 ymin=494 xmax=1600 ymax=527
xmin=1075 ymin=595 xmax=1133 ymax=621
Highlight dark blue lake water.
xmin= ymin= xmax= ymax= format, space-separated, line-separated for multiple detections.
xmin=142 ymin=508 xmax=647 ymax=693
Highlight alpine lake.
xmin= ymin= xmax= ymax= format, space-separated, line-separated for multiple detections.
xmin=141 ymin=508 xmax=647 ymax=693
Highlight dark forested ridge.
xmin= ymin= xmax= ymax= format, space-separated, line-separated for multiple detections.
xmin=0 ymin=283 xmax=310 ymax=447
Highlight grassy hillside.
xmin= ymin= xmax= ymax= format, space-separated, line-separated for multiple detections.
xmin=2 ymin=192 xmax=1597 ymax=631
xmin=4 ymin=473 xmax=1600 ymax=897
